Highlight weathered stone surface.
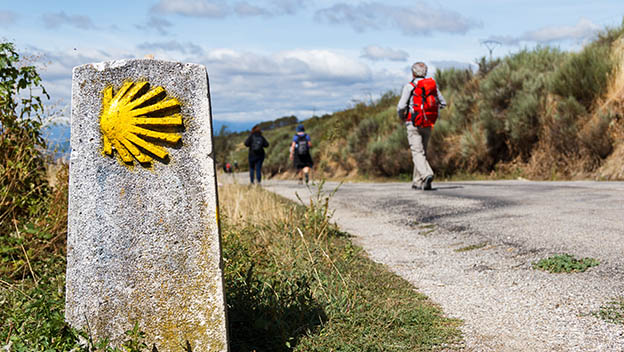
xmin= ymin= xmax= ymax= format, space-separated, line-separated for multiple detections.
xmin=67 ymin=59 xmax=228 ymax=351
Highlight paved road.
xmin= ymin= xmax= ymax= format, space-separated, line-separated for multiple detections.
xmin=260 ymin=179 xmax=624 ymax=351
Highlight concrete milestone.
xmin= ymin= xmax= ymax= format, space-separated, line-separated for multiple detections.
xmin=67 ymin=59 xmax=228 ymax=351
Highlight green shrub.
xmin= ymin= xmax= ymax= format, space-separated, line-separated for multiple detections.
xmin=368 ymin=127 xmax=411 ymax=177
xmin=475 ymin=47 xmax=566 ymax=164
xmin=0 ymin=42 xmax=50 ymax=233
xmin=548 ymin=96 xmax=586 ymax=155
xmin=263 ymin=130 xmax=292 ymax=176
xmin=434 ymin=67 xmax=473 ymax=92
xmin=459 ymin=122 xmax=491 ymax=171
xmin=550 ymin=43 xmax=612 ymax=107
xmin=475 ymin=56 xmax=501 ymax=77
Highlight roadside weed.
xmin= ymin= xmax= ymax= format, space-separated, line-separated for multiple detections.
xmin=455 ymin=242 xmax=488 ymax=252
xmin=594 ymin=298 xmax=624 ymax=325
xmin=532 ymin=254 xmax=599 ymax=273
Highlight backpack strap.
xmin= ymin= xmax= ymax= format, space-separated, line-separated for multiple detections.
xmin=406 ymin=80 xmax=416 ymax=121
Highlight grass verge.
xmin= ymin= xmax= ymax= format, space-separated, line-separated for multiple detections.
xmin=220 ymin=183 xmax=463 ymax=351
xmin=532 ymin=254 xmax=599 ymax=273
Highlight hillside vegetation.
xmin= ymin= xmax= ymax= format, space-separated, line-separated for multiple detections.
xmin=218 ymin=22 xmax=624 ymax=181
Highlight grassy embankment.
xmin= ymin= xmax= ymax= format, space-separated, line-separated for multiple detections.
xmin=218 ymin=22 xmax=624 ymax=181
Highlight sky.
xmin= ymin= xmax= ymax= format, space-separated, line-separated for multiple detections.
xmin=1 ymin=0 xmax=623 ymax=132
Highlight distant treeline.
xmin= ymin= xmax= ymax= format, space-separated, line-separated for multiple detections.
xmin=255 ymin=115 xmax=298 ymax=132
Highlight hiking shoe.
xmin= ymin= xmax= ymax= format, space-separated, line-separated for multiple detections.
xmin=411 ymin=184 xmax=422 ymax=190
xmin=305 ymin=173 xmax=309 ymax=184
xmin=423 ymin=175 xmax=433 ymax=190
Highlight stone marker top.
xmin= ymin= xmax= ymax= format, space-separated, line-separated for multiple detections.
xmin=72 ymin=58 xmax=214 ymax=164
xmin=67 ymin=59 xmax=228 ymax=351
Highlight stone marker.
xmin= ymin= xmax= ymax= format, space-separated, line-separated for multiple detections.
xmin=67 ymin=59 xmax=228 ymax=351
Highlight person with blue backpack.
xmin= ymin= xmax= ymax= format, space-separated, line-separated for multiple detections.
xmin=397 ymin=61 xmax=446 ymax=191
xmin=289 ymin=124 xmax=313 ymax=184
xmin=244 ymin=124 xmax=269 ymax=184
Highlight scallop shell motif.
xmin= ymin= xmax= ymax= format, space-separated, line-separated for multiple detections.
xmin=99 ymin=81 xmax=183 ymax=165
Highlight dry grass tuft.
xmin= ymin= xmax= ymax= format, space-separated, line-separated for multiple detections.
xmin=596 ymin=37 xmax=624 ymax=180
xmin=219 ymin=183 xmax=291 ymax=227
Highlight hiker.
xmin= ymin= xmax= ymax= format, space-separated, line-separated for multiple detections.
xmin=244 ymin=125 xmax=269 ymax=184
xmin=397 ymin=61 xmax=446 ymax=190
xmin=289 ymin=124 xmax=313 ymax=184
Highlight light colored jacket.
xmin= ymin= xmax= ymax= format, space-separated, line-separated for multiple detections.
xmin=397 ymin=77 xmax=447 ymax=120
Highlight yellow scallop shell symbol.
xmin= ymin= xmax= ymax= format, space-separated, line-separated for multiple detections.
xmin=100 ymin=81 xmax=183 ymax=165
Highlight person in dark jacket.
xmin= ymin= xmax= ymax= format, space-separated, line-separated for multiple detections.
xmin=244 ymin=124 xmax=269 ymax=184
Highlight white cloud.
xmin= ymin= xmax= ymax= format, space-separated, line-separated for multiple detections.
xmin=0 ymin=10 xmax=18 ymax=27
xmin=31 ymin=46 xmax=402 ymax=125
xmin=151 ymin=0 xmax=229 ymax=18
xmin=196 ymin=48 xmax=393 ymax=122
xmin=136 ymin=16 xmax=173 ymax=35
xmin=137 ymin=41 xmax=204 ymax=55
xmin=276 ymin=49 xmax=372 ymax=82
xmin=42 ymin=11 xmax=97 ymax=30
xmin=270 ymin=0 xmax=305 ymax=15
xmin=361 ymin=45 xmax=408 ymax=61
xmin=151 ymin=0 xmax=305 ymax=18
xmin=315 ymin=2 xmax=481 ymax=35
xmin=486 ymin=18 xmax=600 ymax=46
xmin=524 ymin=18 xmax=600 ymax=43
xmin=234 ymin=2 xmax=271 ymax=17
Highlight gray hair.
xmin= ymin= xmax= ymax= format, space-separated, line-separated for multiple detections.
xmin=411 ymin=62 xmax=427 ymax=77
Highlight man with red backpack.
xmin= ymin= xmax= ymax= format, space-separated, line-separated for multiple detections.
xmin=397 ymin=61 xmax=446 ymax=190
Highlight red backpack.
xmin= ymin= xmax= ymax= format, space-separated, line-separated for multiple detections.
xmin=408 ymin=78 xmax=439 ymax=128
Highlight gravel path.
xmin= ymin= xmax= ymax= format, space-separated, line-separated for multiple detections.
xmin=259 ymin=179 xmax=624 ymax=351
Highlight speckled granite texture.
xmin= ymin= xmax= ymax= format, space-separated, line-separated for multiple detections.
xmin=67 ymin=59 xmax=228 ymax=351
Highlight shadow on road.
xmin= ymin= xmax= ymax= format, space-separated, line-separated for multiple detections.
xmin=432 ymin=186 xmax=464 ymax=190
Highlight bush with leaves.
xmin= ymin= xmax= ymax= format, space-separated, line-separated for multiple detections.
xmin=0 ymin=41 xmax=54 ymax=293
xmin=0 ymin=42 xmax=50 ymax=233
xmin=550 ymin=42 xmax=613 ymax=108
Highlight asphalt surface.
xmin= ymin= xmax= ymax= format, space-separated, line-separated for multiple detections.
xmin=258 ymin=178 xmax=624 ymax=351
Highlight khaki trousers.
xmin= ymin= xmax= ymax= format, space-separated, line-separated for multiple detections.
xmin=406 ymin=123 xmax=433 ymax=187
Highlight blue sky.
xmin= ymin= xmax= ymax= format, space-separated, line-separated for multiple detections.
xmin=1 ymin=0 xmax=623 ymax=131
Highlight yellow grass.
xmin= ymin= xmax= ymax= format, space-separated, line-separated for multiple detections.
xmin=218 ymin=183 xmax=292 ymax=227
xmin=596 ymin=37 xmax=624 ymax=180
xmin=605 ymin=37 xmax=624 ymax=107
